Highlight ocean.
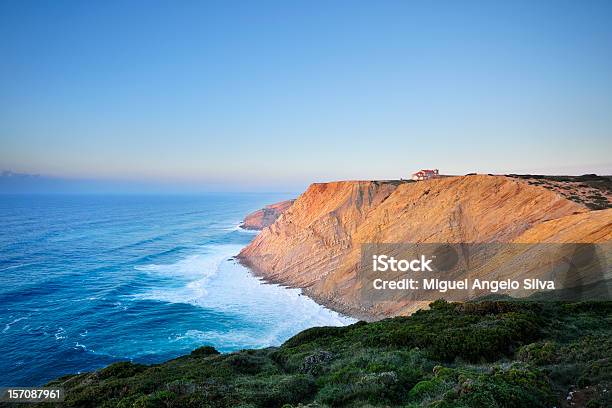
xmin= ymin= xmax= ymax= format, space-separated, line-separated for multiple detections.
xmin=0 ymin=194 xmax=354 ymax=386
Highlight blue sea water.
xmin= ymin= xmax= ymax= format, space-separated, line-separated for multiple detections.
xmin=0 ymin=194 xmax=354 ymax=386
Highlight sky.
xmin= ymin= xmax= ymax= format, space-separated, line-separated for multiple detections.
xmin=1 ymin=0 xmax=611 ymax=192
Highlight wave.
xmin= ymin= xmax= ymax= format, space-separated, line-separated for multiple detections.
xmin=0 ymin=263 xmax=34 ymax=272
xmin=128 ymin=242 xmax=354 ymax=351
xmin=223 ymin=223 xmax=260 ymax=234
xmin=170 ymin=329 xmax=278 ymax=351
xmin=131 ymin=244 xmax=242 ymax=304
xmin=167 ymin=292 xmax=355 ymax=351
xmin=2 ymin=315 xmax=29 ymax=333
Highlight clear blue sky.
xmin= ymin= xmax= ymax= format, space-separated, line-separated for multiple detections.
xmin=1 ymin=0 xmax=611 ymax=192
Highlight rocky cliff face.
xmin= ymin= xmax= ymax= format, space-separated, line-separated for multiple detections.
xmin=238 ymin=175 xmax=612 ymax=318
xmin=240 ymin=199 xmax=295 ymax=230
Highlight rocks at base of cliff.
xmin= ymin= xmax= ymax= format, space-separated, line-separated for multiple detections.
xmin=240 ymin=199 xmax=295 ymax=230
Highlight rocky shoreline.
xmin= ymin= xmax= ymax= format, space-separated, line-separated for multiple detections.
xmin=237 ymin=254 xmax=376 ymax=321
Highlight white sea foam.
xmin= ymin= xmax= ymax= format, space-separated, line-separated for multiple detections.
xmin=131 ymin=244 xmax=242 ymax=302
xmin=238 ymin=227 xmax=260 ymax=234
xmin=128 ymin=243 xmax=355 ymax=352
xmin=54 ymin=327 xmax=66 ymax=340
xmin=222 ymin=222 xmax=259 ymax=234
xmin=129 ymin=243 xmax=354 ymax=351
xmin=134 ymin=244 xmax=239 ymax=278
xmin=171 ymin=329 xmax=278 ymax=350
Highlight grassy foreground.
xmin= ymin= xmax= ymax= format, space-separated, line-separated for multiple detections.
xmin=39 ymin=300 xmax=611 ymax=407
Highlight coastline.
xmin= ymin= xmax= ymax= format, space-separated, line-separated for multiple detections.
xmin=235 ymin=251 xmax=377 ymax=322
xmin=31 ymin=217 xmax=612 ymax=407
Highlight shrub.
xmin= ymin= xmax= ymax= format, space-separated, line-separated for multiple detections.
xmin=300 ymin=350 xmax=334 ymax=375
xmin=408 ymin=378 xmax=448 ymax=400
xmin=191 ymin=345 xmax=220 ymax=357
xmin=517 ymin=341 xmax=557 ymax=365
xmin=98 ymin=361 xmax=146 ymax=379
xmin=283 ymin=325 xmax=347 ymax=349
xmin=235 ymin=374 xmax=316 ymax=407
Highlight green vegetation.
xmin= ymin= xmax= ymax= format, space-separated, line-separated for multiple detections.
xmin=37 ymin=300 xmax=611 ymax=407
xmin=506 ymin=174 xmax=612 ymax=210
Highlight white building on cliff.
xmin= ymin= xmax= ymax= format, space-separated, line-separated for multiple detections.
xmin=412 ymin=169 xmax=439 ymax=181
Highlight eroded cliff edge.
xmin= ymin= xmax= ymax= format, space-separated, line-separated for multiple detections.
xmin=240 ymin=199 xmax=295 ymax=230
xmin=238 ymin=175 xmax=612 ymax=319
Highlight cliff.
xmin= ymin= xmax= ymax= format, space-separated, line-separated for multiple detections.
xmin=240 ymin=199 xmax=295 ymax=230
xmin=238 ymin=175 xmax=612 ymax=318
